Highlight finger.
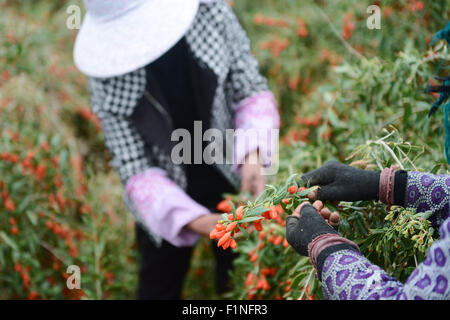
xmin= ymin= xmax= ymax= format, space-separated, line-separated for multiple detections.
xmin=312 ymin=200 xmax=323 ymax=211
xmin=301 ymin=167 xmax=327 ymax=186
xmin=292 ymin=205 xmax=301 ymax=217
xmin=240 ymin=174 xmax=251 ymax=193
xmin=286 ymin=215 xmax=300 ymax=233
xmin=316 ymin=184 xmax=343 ymax=202
xmin=329 ymin=212 xmax=340 ymax=226
xmin=320 ymin=207 xmax=331 ymax=220
xmin=307 ymin=190 xmax=318 ymax=201
xmin=254 ymin=176 xmax=266 ymax=198
xmin=293 ymin=202 xmax=310 ymax=217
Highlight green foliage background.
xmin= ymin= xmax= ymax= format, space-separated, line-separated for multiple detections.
xmin=0 ymin=0 xmax=449 ymax=299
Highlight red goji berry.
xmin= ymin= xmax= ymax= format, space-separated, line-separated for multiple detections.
xmin=274 ymin=235 xmax=283 ymax=246
xmin=269 ymin=207 xmax=278 ymax=219
xmin=217 ymin=232 xmax=231 ymax=247
xmin=235 ymin=206 xmax=244 ymax=220
xmin=288 ymin=185 xmax=297 ymax=194
xmin=28 ymin=291 xmax=39 ymax=300
xmin=214 ymin=223 xmax=225 ymax=231
xmin=35 ymin=164 xmax=46 ymax=180
xmin=209 ymin=229 xmax=217 ymax=239
xmin=250 ymin=254 xmax=258 ymax=262
xmin=222 ymin=238 xmax=231 ymax=250
xmin=226 ymin=221 xmax=237 ymax=232
xmin=254 ymin=220 xmax=262 ymax=231
xmin=215 ymin=230 xmax=226 ymax=239
xmin=11 ymin=226 xmax=19 ymax=235
xmin=245 ymin=273 xmax=255 ymax=287
xmin=216 ymin=199 xmax=232 ymax=213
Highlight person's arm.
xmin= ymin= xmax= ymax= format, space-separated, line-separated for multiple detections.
xmin=227 ymin=9 xmax=280 ymax=169
xmin=302 ymin=161 xmax=450 ymax=228
xmin=220 ymin=2 xmax=280 ymax=195
xmin=320 ymin=215 xmax=450 ymax=300
xmin=126 ymin=168 xmax=219 ymax=247
xmin=286 ymin=203 xmax=450 ymax=300
xmin=89 ymin=75 xmax=219 ymax=246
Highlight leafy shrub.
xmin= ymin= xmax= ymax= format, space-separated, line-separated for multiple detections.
xmin=1 ymin=0 xmax=449 ymax=300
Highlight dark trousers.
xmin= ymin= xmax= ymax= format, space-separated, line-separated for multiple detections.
xmin=135 ymin=224 xmax=236 ymax=300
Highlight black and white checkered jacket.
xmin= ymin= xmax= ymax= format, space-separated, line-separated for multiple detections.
xmin=88 ymin=1 xmax=272 ymax=192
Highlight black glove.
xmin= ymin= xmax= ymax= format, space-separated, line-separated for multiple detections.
xmin=286 ymin=204 xmax=360 ymax=281
xmin=286 ymin=204 xmax=338 ymax=256
xmin=301 ymin=161 xmax=380 ymax=202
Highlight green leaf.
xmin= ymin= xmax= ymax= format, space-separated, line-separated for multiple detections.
xmin=246 ymin=207 xmax=269 ymax=217
xmin=26 ymin=210 xmax=38 ymax=226
xmin=273 ymin=191 xmax=287 ymax=205
xmin=291 ymin=272 xmax=307 ymax=290
xmin=230 ymin=201 xmax=236 ymax=220
xmin=297 ymin=185 xmax=318 ymax=197
xmin=255 ymin=187 xmax=270 ymax=203
xmin=0 ymin=232 xmax=19 ymax=251
xmin=240 ymin=216 xmax=264 ymax=224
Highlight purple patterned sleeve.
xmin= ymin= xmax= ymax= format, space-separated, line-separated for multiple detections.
xmin=405 ymin=172 xmax=450 ymax=228
xmin=320 ymin=216 xmax=450 ymax=300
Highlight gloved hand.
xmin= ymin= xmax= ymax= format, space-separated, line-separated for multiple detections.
xmin=286 ymin=203 xmax=338 ymax=256
xmin=301 ymin=161 xmax=380 ymax=202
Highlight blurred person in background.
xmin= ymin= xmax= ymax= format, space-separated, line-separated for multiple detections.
xmin=73 ymin=0 xmax=279 ymax=299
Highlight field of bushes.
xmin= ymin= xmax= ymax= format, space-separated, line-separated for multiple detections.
xmin=0 ymin=0 xmax=449 ymax=299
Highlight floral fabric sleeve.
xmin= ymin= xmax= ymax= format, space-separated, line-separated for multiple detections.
xmin=126 ymin=168 xmax=210 ymax=247
xmin=320 ymin=216 xmax=450 ymax=300
xmin=405 ymin=172 xmax=450 ymax=228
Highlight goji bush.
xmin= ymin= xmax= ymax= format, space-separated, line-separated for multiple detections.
xmin=216 ymin=0 xmax=449 ymax=300
xmin=0 ymin=0 xmax=137 ymax=299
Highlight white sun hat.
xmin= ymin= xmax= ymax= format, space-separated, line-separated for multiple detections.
xmin=74 ymin=0 xmax=200 ymax=78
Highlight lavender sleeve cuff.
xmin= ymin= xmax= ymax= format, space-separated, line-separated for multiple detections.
xmin=126 ymin=168 xmax=210 ymax=247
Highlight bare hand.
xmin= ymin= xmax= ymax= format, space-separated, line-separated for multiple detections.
xmin=241 ymin=151 xmax=266 ymax=198
xmin=186 ymin=213 xmax=222 ymax=237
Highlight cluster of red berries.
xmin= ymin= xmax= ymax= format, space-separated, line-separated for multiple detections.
xmin=341 ymin=12 xmax=355 ymax=40
xmin=253 ymin=14 xmax=289 ymax=28
xmin=296 ymin=19 xmax=308 ymax=38
xmin=289 ymin=185 xmax=306 ymax=194
xmin=212 ymin=185 xmax=308 ymax=250
xmin=210 ymin=205 xmax=246 ymax=250
xmin=259 ymin=37 xmax=290 ymax=58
